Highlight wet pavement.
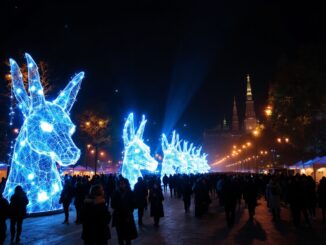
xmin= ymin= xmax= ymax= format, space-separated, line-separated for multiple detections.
xmin=3 ymin=191 xmax=326 ymax=245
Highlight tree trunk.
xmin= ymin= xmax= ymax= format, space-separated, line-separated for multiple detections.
xmin=94 ymin=144 xmax=98 ymax=175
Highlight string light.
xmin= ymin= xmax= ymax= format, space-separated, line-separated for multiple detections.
xmin=3 ymin=53 xmax=84 ymax=213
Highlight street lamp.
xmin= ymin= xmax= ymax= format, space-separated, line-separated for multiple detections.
xmin=264 ymin=105 xmax=272 ymax=117
xmin=252 ymin=129 xmax=260 ymax=137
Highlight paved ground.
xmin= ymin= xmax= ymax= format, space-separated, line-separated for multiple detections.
xmin=3 ymin=191 xmax=326 ymax=245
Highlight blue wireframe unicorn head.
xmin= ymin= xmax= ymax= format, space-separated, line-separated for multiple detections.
xmin=122 ymin=113 xmax=158 ymax=189
xmin=161 ymin=131 xmax=184 ymax=177
xmin=3 ymin=53 xmax=84 ymax=213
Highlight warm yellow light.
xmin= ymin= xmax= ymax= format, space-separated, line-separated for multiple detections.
xmin=100 ymin=151 xmax=105 ymax=156
xmin=252 ymin=129 xmax=260 ymax=137
xmin=233 ymin=145 xmax=237 ymax=149
xmin=87 ymin=144 xmax=91 ymax=149
xmin=246 ymin=142 xmax=251 ymax=147
xmin=99 ymin=120 xmax=104 ymax=126
xmin=277 ymin=138 xmax=282 ymax=143
xmin=264 ymin=105 xmax=272 ymax=117
xmin=90 ymin=149 xmax=95 ymax=154
xmin=85 ymin=121 xmax=91 ymax=127
xmin=285 ymin=137 xmax=289 ymax=143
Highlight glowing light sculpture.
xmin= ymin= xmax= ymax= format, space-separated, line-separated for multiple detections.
xmin=3 ymin=53 xmax=84 ymax=214
xmin=188 ymin=147 xmax=199 ymax=174
xmin=122 ymin=113 xmax=158 ymax=189
xmin=193 ymin=147 xmax=211 ymax=174
xmin=161 ymin=131 xmax=184 ymax=177
xmin=161 ymin=131 xmax=210 ymax=175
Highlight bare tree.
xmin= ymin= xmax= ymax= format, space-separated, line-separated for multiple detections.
xmin=79 ymin=110 xmax=111 ymax=174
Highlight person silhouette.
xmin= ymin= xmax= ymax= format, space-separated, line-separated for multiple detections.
xmin=9 ymin=185 xmax=29 ymax=243
xmin=0 ymin=192 xmax=10 ymax=245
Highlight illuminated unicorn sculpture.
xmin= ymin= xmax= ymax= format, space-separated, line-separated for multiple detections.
xmin=3 ymin=54 xmax=84 ymax=213
xmin=197 ymin=151 xmax=210 ymax=173
xmin=192 ymin=147 xmax=210 ymax=174
xmin=179 ymin=141 xmax=193 ymax=174
xmin=161 ymin=131 xmax=183 ymax=177
xmin=188 ymin=147 xmax=199 ymax=174
xmin=122 ymin=113 xmax=158 ymax=189
xmin=161 ymin=130 xmax=211 ymax=175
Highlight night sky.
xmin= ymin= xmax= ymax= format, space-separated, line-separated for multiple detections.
xmin=0 ymin=0 xmax=325 ymax=145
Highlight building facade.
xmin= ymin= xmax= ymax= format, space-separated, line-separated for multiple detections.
xmin=204 ymin=74 xmax=258 ymax=167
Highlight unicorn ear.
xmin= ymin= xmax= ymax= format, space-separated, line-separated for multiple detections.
xmin=54 ymin=72 xmax=84 ymax=112
xmin=136 ymin=115 xmax=147 ymax=139
xmin=10 ymin=58 xmax=30 ymax=117
xmin=25 ymin=53 xmax=45 ymax=108
xmin=183 ymin=141 xmax=188 ymax=152
xmin=171 ymin=130 xmax=176 ymax=147
xmin=162 ymin=134 xmax=169 ymax=151
xmin=175 ymin=134 xmax=182 ymax=151
xmin=123 ymin=113 xmax=135 ymax=146
xmin=197 ymin=147 xmax=202 ymax=156
xmin=191 ymin=147 xmax=196 ymax=155
xmin=188 ymin=143 xmax=194 ymax=153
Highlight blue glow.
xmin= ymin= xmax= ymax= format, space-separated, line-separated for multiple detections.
xmin=161 ymin=131 xmax=182 ymax=177
xmin=28 ymin=173 xmax=35 ymax=180
xmin=161 ymin=131 xmax=210 ymax=176
xmin=3 ymin=53 xmax=84 ymax=213
xmin=40 ymin=121 xmax=54 ymax=132
xmin=122 ymin=113 xmax=158 ymax=189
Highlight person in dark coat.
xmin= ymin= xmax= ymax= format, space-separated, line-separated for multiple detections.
xmin=133 ymin=177 xmax=148 ymax=225
xmin=168 ymin=175 xmax=175 ymax=198
xmin=149 ymin=181 xmax=164 ymax=227
xmin=59 ymin=179 xmax=74 ymax=224
xmin=182 ymin=176 xmax=192 ymax=213
xmin=9 ymin=185 xmax=29 ymax=243
xmin=221 ymin=176 xmax=238 ymax=228
xmin=162 ymin=174 xmax=169 ymax=192
xmin=243 ymin=177 xmax=258 ymax=220
xmin=111 ymin=178 xmax=137 ymax=245
xmin=317 ymin=177 xmax=326 ymax=222
xmin=306 ymin=176 xmax=317 ymax=219
xmin=74 ymin=177 xmax=87 ymax=224
xmin=193 ymin=178 xmax=211 ymax=217
xmin=81 ymin=184 xmax=111 ymax=245
xmin=0 ymin=192 xmax=10 ymax=245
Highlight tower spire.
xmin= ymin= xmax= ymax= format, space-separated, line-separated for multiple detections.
xmin=244 ymin=74 xmax=257 ymax=132
xmin=232 ymin=97 xmax=239 ymax=132
xmin=246 ymin=74 xmax=252 ymax=101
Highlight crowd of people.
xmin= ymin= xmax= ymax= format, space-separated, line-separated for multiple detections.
xmin=1 ymin=172 xmax=326 ymax=244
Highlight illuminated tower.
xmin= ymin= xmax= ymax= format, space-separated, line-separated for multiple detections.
xmin=222 ymin=116 xmax=229 ymax=131
xmin=244 ymin=74 xmax=257 ymax=132
xmin=232 ymin=97 xmax=239 ymax=132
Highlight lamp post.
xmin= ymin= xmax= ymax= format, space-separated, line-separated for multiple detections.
xmin=85 ymin=144 xmax=91 ymax=169
xmin=275 ymin=136 xmax=290 ymax=169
